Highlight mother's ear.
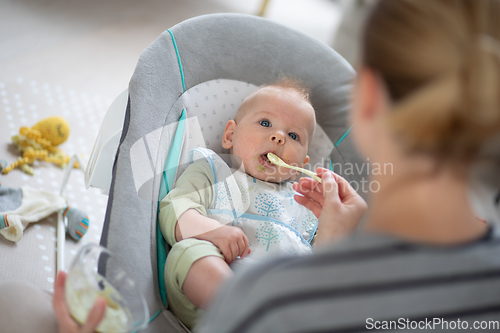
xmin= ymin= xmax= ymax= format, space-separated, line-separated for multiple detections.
xmin=351 ymin=66 xmax=391 ymax=159
xmin=354 ymin=67 xmax=390 ymax=123
xmin=222 ymin=120 xmax=236 ymax=149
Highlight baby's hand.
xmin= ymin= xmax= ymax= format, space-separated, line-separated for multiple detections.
xmin=195 ymin=225 xmax=250 ymax=264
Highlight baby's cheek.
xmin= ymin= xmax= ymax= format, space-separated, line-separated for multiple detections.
xmin=275 ymin=167 xmax=295 ymax=182
xmin=289 ymin=169 xmax=300 ymax=180
xmin=280 ymin=165 xmax=296 ymax=174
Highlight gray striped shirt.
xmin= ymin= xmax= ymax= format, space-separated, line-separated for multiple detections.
xmin=197 ymin=226 xmax=500 ymax=332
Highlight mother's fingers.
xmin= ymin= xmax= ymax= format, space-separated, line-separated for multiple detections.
xmin=54 ymin=270 xmax=107 ymax=333
xmin=53 ymin=271 xmax=70 ymax=322
xmin=53 ymin=271 xmax=81 ymax=333
xmin=293 ymin=181 xmax=324 ymax=203
xmin=316 ymin=168 xmax=344 ymax=187
xmin=81 ymin=297 xmax=106 ymax=333
xmin=316 ymin=168 xmax=357 ymax=201
xmin=319 ymin=171 xmax=341 ymax=206
xmin=293 ymin=178 xmax=322 ymax=192
xmin=294 ymin=194 xmax=323 ymax=218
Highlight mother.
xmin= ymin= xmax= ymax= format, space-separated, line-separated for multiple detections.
xmin=197 ymin=0 xmax=500 ymax=332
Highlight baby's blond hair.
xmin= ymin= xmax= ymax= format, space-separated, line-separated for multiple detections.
xmin=235 ymin=77 xmax=313 ymax=123
xmin=233 ymin=78 xmax=316 ymax=144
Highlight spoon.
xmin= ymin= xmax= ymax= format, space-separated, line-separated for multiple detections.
xmin=267 ymin=153 xmax=321 ymax=183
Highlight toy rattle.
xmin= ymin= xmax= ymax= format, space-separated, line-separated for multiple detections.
xmin=1 ymin=116 xmax=77 ymax=175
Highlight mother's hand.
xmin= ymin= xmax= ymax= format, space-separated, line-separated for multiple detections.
xmin=53 ymin=271 xmax=106 ymax=333
xmin=293 ymin=168 xmax=367 ymax=247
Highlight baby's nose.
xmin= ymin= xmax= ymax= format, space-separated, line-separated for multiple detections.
xmin=270 ymin=131 xmax=285 ymax=145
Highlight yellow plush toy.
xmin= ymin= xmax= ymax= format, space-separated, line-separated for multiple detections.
xmin=2 ymin=116 xmax=77 ymax=175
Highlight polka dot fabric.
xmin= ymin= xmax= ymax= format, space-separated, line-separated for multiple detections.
xmin=0 ymin=77 xmax=110 ymax=292
xmin=182 ymin=79 xmax=259 ymax=154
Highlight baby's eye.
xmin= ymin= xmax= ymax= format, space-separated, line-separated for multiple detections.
xmin=260 ymin=120 xmax=271 ymax=127
xmin=289 ymin=132 xmax=298 ymax=141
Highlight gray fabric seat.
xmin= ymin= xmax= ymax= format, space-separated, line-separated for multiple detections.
xmin=100 ymin=13 xmax=366 ymax=332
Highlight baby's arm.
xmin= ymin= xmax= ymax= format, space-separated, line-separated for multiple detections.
xmin=176 ymin=209 xmax=250 ymax=263
xmin=159 ymin=161 xmax=249 ymax=263
xmin=174 ymin=209 xmax=222 ymax=241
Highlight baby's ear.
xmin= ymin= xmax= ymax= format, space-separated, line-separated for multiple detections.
xmin=302 ymin=155 xmax=310 ymax=167
xmin=222 ymin=120 xmax=236 ymax=149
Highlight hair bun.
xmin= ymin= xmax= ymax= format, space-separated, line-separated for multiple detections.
xmin=365 ymin=0 xmax=500 ymax=162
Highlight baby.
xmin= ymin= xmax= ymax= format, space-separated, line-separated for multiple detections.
xmin=159 ymin=79 xmax=318 ymax=329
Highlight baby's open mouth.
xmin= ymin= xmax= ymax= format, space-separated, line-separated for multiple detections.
xmin=259 ymin=153 xmax=273 ymax=167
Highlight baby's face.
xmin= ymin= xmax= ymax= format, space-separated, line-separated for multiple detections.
xmin=222 ymin=86 xmax=315 ymax=183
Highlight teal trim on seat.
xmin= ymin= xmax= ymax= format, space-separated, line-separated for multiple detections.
xmin=167 ymin=29 xmax=186 ymax=92
xmin=131 ymin=309 xmax=161 ymax=333
xmin=157 ymin=109 xmax=187 ymax=307
xmin=156 ymin=211 xmax=168 ymax=306
xmin=334 ymin=124 xmax=353 ymax=147
xmin=156 ymin=29 xmax=187 ymax=308
xmin=163 ymin=110 xmax=187 ymax=192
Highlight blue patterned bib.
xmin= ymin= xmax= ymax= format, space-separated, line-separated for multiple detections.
xmin=189 ymin=148 xmax=317 ymax=262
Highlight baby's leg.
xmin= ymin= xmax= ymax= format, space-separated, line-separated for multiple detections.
xmin=183 ymin=255 xmax=232 ymax=308
xmin=165 ymin=238 xmax=230 ymax=329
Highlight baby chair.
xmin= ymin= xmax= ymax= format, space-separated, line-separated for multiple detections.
xmin=85 ymin=13 xmax=368 ymax=332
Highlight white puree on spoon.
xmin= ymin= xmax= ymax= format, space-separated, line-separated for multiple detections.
xmin=66 ymin=268 xmax=132 ymax=333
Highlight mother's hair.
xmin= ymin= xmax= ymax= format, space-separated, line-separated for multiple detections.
xmin=362 ymin=0 xmax=500 ymax=162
